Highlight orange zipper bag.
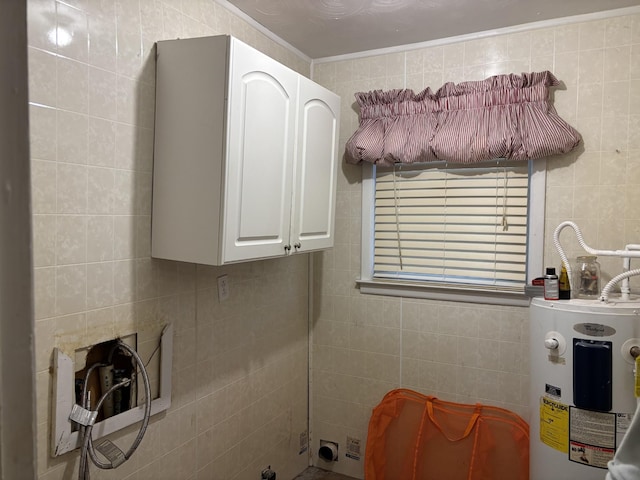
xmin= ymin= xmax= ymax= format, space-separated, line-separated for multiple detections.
xmin=365 ymin=389 xmax=529 ymax=480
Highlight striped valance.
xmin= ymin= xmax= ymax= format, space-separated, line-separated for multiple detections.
xmin=345 ymin=71 xmax=581 ymax=165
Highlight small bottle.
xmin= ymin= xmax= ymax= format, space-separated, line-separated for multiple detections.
xmin=544 ymin=267 xmax=559 ymax=300
xmin=559 ymin=264 xmax=571 ymax=300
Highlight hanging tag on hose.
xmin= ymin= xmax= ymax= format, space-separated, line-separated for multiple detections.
xmin=95 ymin=439 xmax=126 ymax=468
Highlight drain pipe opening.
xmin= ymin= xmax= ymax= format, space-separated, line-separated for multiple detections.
xmin=319 ymin=441 xmax=338 ymax=462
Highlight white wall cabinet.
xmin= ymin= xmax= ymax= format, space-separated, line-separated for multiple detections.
xmin=152 ymin=35 xmax=340 ymax=265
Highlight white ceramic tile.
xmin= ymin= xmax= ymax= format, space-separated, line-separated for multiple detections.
xmin=88 ymin=66 xmax=117 ymax=119
xmin=555 ymin=23 xmax=580 ymax=53
xmin=55 ymin=264 xmax=87 ymax=315
xmin=135 ymin=171 xmax=153 ymax=215
xmin=87 ymin=166 xmax=114 ymax=214
xmin=140 ymin=0 xmax=164 ymax=39
xmin=112 ymin=259 xmax=135 ymax=305
xmin=86 ymin=261 xmax=113 ymax=309
xmin=458 ymin=334 xmax=480 ymax=367
xmin=507 ymin=32 xmax=531 ymax=60
xmin=115 ymin=0 xmax=141 ymax=37
xmin=115 ymin=74 xmax=137 ymax=125
xmin=135 ymin=215 xmax=152 ymax=258
xmin=529 ymin=27 xmax=554 ymax=56
xmin=56 ymin=162 xmax=87 ymax=214
xmin=463 ymin=39 xmax=487 ymax=66
xmin=88 ymin=12 xmax=117 ymax=71
xmin=484 ymin=36 xmax=509 ymax=64
xmin=632 ymin=35 xmax=640 ymax=74
xmin=554 ymin=52 xmax=579 ymax=87
xmin=56 ymin=214 xmax=86 ymax=264
xmin=629 ymin=116 xmax=640 ymax=150
xmin=576 ymin=115 xmax=603 ymax=152
xmin=28 ymin=0 xmax=57 ymax=51
xmin=578 ymin=49 xmax=604 ymax=84
xmin=29 ymin=104 xmax=57 ymax=161
xmin=579 ymin=20 xmax=605 ymax=50
xmin=630 ymin=79 xmax=640 ymax=115
xmin=33 ymin=214 xmax=57 ymax=267
xmin=138 ymin=80 xmax=157 ymax=127
xmin=86 ymin=215 xmax=113 ymax=261
xmin=112 ymin=169 xmax=134 ymax=214
xmin=56 ymin=56 xmax=88 ymax=113
xmin=56 ymin=1 xmax=89 ymax=62
xmin=484 ymin=62 xmax=511 ymax=77
xmin=28 ymin=47 xmax=57 ymax=107
xmin=577 ymin=82 xmax=604 ymax=118
xmin=34 ymin=267 xmax=56 ymax=320
xmin=31 ymin=159 xmax=57 ymax=214
xmin=546 ymin=184 xmax=575 ymax=219
xmin=162 ymin=3 xmax=183 ymax=40
xmin=605 ymin=46 xmax=631 ymax=82
xmin=625 ymin=184 xmax=640 ymax=220
xmin=116 ymin=28 xmax=142 ymax=78
xmin=531 ymin=55 xmax=553 ymax=73
xmin=135 ymin=257 xmax=157 ymax=300
xmin=462 ymin=64 xmax=485 ymax=81
xmin=136 ymin=126 xmax=154 ymax=172
xmin=114 ymin=122 xmax=136 ymax=169
xmin=88 ymin=116 xmax=116 ymax=166
xmin=605 ymin=15 xmax=633 ymax=47
xmin=57 ymin=110 xmax=88 ymax=164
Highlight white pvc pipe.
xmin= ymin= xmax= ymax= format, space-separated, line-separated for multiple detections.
xmin=622 ymin=245 xmax=640 ymax=300
xmin=553 ymin=221 xmax=640 ymax=301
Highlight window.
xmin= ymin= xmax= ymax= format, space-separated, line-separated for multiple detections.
xmin=358 ymin=159 xmax=546 ymax=306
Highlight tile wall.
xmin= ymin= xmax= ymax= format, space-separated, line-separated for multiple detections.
xmin=312 ymin=11 xmax=640 ymax=479
xmin=28 ymin=1 xmax=311 ymax=479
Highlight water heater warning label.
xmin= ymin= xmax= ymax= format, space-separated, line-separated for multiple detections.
xmin=569 ymin=407 xmax=616 ymax=469
xmin=540 ymin=397 xmax=569 ymax=453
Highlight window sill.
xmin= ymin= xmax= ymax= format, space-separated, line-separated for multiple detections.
xmin=356 ymin=278 xmax=531 ymax=307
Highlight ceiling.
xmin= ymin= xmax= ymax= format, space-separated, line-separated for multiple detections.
xmin=223 ymin=0 xmax=640 ymax=59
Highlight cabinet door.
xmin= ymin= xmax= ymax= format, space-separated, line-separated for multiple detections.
xmin=290 ymin=76 xmax=340 ymax=253
xmin=223 ymin=39 xmax=298 ymax=263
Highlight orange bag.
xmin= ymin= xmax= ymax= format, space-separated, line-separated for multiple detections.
xmin=365 ymin=389 xmax=529 ymax=480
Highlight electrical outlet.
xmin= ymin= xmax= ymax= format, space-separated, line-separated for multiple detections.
xmin=217 ymin=275 xmax=230 ymax=302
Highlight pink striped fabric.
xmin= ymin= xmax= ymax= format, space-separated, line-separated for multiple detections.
xmin=345 ymin=71 xmax=581 ymax=165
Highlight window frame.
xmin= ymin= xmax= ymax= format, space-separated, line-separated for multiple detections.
xmin=357 ymin=159 xmax=546 ymax=306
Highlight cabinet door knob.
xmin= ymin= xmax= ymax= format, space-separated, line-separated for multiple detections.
xmin=284 ymin=244 xmax=291 ymax=252
xmin=294 ymin=242 xmax=301 ymax=250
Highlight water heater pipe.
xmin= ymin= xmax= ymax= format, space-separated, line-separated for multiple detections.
xmin=600 ymin=269 xmax=640 ymax=303
xmin=553 ymin=221 xmax=640 ymax=301
xmin=621 ymin=244 xmax=640 ymax=300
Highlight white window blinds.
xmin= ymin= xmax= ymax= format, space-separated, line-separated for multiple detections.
xmin=373 ymin=160 xmax=530 ymax=292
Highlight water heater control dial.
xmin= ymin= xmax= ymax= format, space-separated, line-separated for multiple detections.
xmin=544 ymin=331 xmax=566 ymax=356
xmin=544 ymin=338 xmax=559 ymax=349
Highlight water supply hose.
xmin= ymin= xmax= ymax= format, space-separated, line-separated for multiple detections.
xmin=553 ymin=221 xmax=580 ymax=292
xmin=600 ymin=269 xmax=640 ymax=303
xmin=77 ymin=340 xmax=151 ymax=480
